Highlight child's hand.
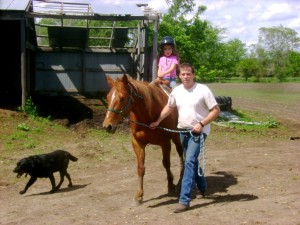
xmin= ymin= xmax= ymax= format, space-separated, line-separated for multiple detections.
xmin=157 ymin=70 xmax=164 ymax=77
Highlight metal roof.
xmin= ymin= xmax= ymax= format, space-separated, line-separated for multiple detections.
xmin=0 ymin=0 xmax=161 ymax=17
xmin=0 ymin=0 xmax=31 ymax=11
xmin=32 ymin=0 xmax=93 ymax=16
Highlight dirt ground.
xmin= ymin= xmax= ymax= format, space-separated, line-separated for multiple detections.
xmin=0 ymin=83 xmax=299 ymax=225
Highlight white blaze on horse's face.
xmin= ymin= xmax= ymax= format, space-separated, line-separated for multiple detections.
xmin=106 ymin=90 xmax=117 ymax=118
xmin=111 ymin=90 xmax=116 ymax=101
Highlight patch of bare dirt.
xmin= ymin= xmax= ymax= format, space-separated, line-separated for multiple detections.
xmin=0 ymin=84 xmax=299 ymax=225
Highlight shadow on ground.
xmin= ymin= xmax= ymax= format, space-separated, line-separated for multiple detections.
xmin=147 ymin=171 xmax=258 ymax=208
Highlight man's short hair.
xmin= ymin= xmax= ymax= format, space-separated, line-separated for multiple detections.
xmin=179 ymin=63 xmax=195 ymax=74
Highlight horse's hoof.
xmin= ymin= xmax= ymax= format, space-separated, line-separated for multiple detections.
xmin=133 ymin=199 xmax=143 ymax=206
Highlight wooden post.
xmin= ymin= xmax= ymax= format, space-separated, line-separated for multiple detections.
xmin=136 ymin=22 xmax=141 ymax=80
xmin=20 ymin=19 xmax=26 ymax=107
xmin=151 ymin=14 xmax=159 ymax=82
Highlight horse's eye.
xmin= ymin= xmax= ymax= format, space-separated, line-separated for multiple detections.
xmin=120 ymin=97 xmax=125 ymax=102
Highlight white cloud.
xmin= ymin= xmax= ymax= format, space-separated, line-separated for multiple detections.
xmin=199 ymin=0 xmax=300 ymax=46
xmin=223 ymin=14 xmax=232 ymax=21
xmin=199 ymin=0 xmax=236 ymax=12
xmin=148 ymin=0 xmax=168 ymax=12
xmin=81 ymin=0 xmax=300 ymax=47
xmin=246 ymin=4 xmax=263 ymax=21
xmin=288 ymin=18 xmax=300 ymax=31
xmin=261 ymin=3 xmax=292 ymax=21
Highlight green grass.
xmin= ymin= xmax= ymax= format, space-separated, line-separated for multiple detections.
xmin=215 ymin=77 xmax=300 ymax=83
xmin=209 ymin=83 xmax=300 ymax=105
xmin=206 ymin=83 xmax=300 ymax=136
xmin=1 ymin=115 xmax=69 ymax=153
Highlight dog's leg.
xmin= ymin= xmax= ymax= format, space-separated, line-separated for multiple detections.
xmin=65 ymin=171 xmax=73 ymax=187
xmin=20 ymin=176 xmax=37 ymax=194
xmin=54 ymin=171 xmax=65 ymax=191
xmin=49 ymin=174 xmax=57 ymax=193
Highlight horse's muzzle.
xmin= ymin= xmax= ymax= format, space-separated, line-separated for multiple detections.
xmin=103 ymin=124 xmax=117 ymax=134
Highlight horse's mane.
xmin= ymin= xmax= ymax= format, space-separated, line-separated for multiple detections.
xmin=128 ymin=77 xmax=167 ymax=114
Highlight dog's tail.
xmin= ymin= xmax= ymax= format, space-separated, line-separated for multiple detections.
xmin=68 ymin=153 xmax=78 ymax=162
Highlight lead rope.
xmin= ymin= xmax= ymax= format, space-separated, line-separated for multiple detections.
xmin=199 ymin=133 xmax=206 ymax=176
xmin=190 ymin=132 xmax=206 ymax=177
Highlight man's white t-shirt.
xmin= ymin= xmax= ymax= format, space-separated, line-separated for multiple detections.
xmin=168 ymin=83 xmax=218 ymax=135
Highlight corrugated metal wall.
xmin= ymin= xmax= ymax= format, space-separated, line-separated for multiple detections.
xmin=35 ymin=51 xmax=133 ymax=95
xmin=1 ymin=1 xmax=158 ymax=105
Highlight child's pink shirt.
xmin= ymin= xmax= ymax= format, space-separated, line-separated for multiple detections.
xmin=158 ymin=55 xmax=179 ymax=78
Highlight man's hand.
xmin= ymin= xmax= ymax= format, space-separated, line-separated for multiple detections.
xmin=192 ymin=123 xmax=203 ymax=133
xmin=149 ymin=122 xmax=159 ymax=130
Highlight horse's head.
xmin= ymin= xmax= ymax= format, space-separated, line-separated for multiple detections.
xmin=102 ymin=74 xmax=133 ymax=133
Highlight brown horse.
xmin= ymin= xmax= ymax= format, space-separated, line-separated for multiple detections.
xmin=102 ymin=74 xmax=184 ymax=204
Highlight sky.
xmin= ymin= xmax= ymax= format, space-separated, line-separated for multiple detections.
xmin=67 ymin=0 xmax=300 ymax=47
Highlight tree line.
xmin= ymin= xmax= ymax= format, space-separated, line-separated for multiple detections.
xmin=158 ymin=0 xmax=300 ymax=82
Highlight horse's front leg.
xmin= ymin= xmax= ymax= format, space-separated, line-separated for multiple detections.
xmin=131 ymin=137 xmax=146 ymax=204
xmin=172 ymin=135 xmax=184 ymax=191
xmin=161 ymin=141 xmax=176 ymax=194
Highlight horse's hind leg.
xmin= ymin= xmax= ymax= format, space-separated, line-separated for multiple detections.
xmin=161 ymin=141 xmax=176 ymax=194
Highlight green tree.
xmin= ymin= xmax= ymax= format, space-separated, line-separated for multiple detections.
xmin=287 ymin=51 xmax=300 ymax=78
xmin=254 ymin=25 xmax=300 ymax=81
xmin=221 ymin=39 xmax=248 ymax=78
xmin=165 ymin=0 xmax=197 ymax=20
xmin=236 ymin=58 xmax=261 ymax=81
xmin=159 ymin=0 xmax=225 ymax=82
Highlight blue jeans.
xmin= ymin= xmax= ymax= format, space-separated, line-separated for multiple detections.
xmin=179 ymin=132 xmax=207 ymax=205
xmin=164 ymin=77 xmax=177 ymax=88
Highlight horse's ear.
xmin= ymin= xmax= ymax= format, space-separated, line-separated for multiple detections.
xmin=106 ymin=76 xmax=114 ymax=88
xmin=122 ymin=74 xmax=130 ymax=85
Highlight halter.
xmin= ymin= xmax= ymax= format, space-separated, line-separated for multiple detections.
xmin=107 ymin=83 xmax=143 ymax=117
xmin=107 ymin=96 xmax=132 ymax=117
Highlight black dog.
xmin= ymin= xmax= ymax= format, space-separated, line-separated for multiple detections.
xmin=13 ymin=150 xmax=78 ymax=194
